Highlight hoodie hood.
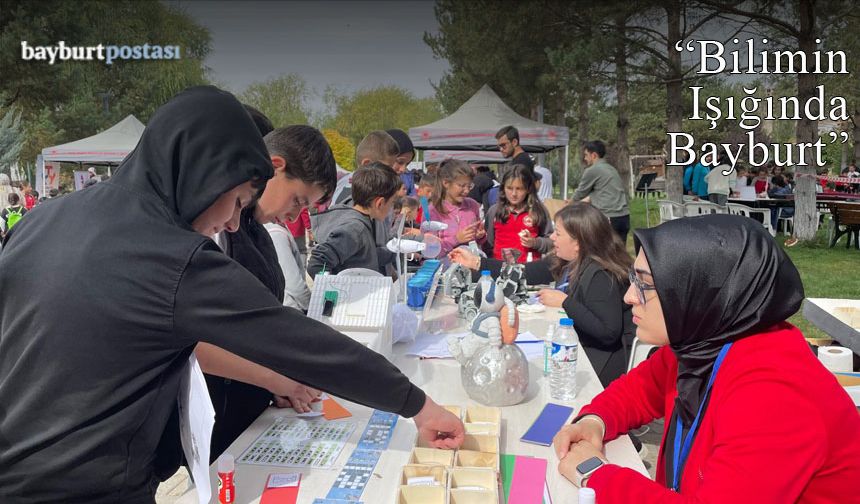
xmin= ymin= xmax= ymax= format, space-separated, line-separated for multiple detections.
xmin=113 ymin=86 xmax=273 ymax=227
xmin=633 ymin=214 xmax=803 ymax=424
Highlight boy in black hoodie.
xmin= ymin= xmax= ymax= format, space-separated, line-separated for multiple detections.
xmin=0 ymin=87 xmax=462 ymax=503
xmin=308 ymin=162 xmax=401 ymax=276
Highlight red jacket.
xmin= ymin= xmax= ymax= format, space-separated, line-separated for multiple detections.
xmin=581 ymin=323 xmax=860 ymax=503
xmin=24 ymin=193 xmax=36 ymax=210
xmin=492 ymin=209 xmax=541 ymax=262
xmin=285 ymin=207 xmax=310 ymax=238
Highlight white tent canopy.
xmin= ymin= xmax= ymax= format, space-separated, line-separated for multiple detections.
xmin=41 ymin=115 xmax=145 ymax=163
xmin=423 ymin=150 xmax=507 ymax=164
xmin=409 ymin=84 xmax=568 ymax=152
xmin=409 ymin=84 xmax=572 ymax=197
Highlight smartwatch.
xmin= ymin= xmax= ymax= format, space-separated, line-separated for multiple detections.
xmin=575 ymin=456 xmax=605 ymax=487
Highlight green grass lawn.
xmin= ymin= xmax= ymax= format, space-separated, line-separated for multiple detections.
xmin=627 ymin=197 xmax=860 ymax=340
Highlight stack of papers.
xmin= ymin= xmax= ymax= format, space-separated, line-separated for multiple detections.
xmin=406 ymin=331 xmax=546 ymax=361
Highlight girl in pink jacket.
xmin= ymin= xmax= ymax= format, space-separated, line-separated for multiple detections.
xmin=428 ymin=159 xmax=486 ymax=256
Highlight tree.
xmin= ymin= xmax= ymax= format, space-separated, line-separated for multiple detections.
xmin=549 ymin=4 xmax=638 ymax=194
xmin=0 ymin=107 xmax=23 ymax=172
xmin=1 ymin=0 xmax=211 ymax=165
xmin=698 ymin=0 xmax=856 ymax=240
xmin=322 ymin=86 xmax=441 ymax=146
xmin=425 ymin=0 xmax=569 ymax=123
xmin=820 ymin=11 xmax=860 ymax=165
xmin=239 ymin=74 xmax=312 ymax=128
xmin=322 ymin=129 xmax=355 ymax=170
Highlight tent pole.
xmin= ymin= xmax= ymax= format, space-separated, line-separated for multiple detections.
xmin=628 ymin=157 xmax=634 ymax=196
xmin=563 ymin=145 xmax=569 ymax=200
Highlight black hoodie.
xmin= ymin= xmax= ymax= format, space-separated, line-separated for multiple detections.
xmin=633 ymin=214 xmax=803 ymax=487
xmin=0 ymin=86 xmax=426 ymax=503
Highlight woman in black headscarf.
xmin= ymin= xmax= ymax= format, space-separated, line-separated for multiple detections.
xmin=0 ymin=86 xmax=463 ymax=503
xmin=552 ymin=214 xmax=860 ymax=502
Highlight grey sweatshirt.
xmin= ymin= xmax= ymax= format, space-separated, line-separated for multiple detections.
xmin=308 ymin=204 xmax=380 ymax=276
xmin=571 ymin=159 xmax=630 ymax=218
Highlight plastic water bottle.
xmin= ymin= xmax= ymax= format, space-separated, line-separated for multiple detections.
xmin=543 ymin=323 xmax=555 ymax=377
xmin=549 ymin=318 xmax=578 ymax=401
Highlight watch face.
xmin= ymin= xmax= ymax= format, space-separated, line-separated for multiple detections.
xmin=576 ymin=456 xmax=603 ymax=475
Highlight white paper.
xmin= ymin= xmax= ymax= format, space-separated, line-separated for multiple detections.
xmin=844 ymin=386 xmax=860 ymax=407
xmin=406 ymin=331 xmax=468 ymax=358
xmin=268 ymin=473 xmax=301 ymax=488
xmin=178 ymin=354 xmax=216 ymax=504
xmin=515 ymin=331 xmax=541 ymax=343
xmin=406 ymin=330 xmax=545 ymax=360
xmin=517 ymin=342 xmax=546 ymax=361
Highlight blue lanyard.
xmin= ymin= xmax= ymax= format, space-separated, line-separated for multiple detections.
xmin=556 ymin=266 xmax=570 ymax=292
xmin=671 ymin=342 xmax=732 ymax=492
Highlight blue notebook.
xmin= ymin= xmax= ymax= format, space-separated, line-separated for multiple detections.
xmin=520 ymin=403 xmax=575 ymax=446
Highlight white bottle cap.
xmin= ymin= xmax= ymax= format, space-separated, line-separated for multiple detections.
xmin=578 ymin=487 xmax=596 ymax=504
xmin=217 ymin=453 xmax=234 ymax=473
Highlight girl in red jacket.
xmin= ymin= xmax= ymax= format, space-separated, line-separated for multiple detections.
xmin=553 ymin=214 xmax=860 ymax=503
xmin=484 ymin=164 xmax=552 ymax=262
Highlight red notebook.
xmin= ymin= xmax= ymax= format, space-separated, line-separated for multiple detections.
xmin=260 ymin=473 xmax=301 ymax=504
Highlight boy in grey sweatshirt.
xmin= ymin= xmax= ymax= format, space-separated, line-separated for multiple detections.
xmin=308 ymin=162 xmax=402 ymax=276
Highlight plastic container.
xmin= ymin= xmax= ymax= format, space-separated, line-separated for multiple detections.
xmin=421 ymin=233 xmax=442 ymax=259
xmin=406 ymin=259 xmax=442 ymax=307
xmin=549 ymin=318 xmax=578 ymax=401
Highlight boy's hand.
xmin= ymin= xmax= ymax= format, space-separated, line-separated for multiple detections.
xmin=273 ymin=393 xmax=323 ymax=414
xmin=413 ymin=396 xmax=465 ymax=449
xmin=269 ymin=376 xmax=320 ymax=406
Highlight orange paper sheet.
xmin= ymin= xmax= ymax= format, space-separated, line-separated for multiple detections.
xmin=323 ymin=397 xmax=352 ymax=420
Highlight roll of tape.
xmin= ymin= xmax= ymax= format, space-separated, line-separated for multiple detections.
xmin=817 ymin=345 xmax=853 ymax=373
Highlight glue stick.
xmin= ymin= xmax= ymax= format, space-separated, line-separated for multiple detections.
xmin=217 ymin=453 xmax=235 ymax=504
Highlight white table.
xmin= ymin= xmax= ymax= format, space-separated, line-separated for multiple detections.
xmin=803 ymin=298 xmax=860 ymax=356
xmin=177 ymin=301 xmax=648 ymax=504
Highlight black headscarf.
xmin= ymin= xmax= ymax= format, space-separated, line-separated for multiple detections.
xmin=634 ymin=215 xmax=803 ymax=486
xmin=634 ymin=214 xmax=804 ymax=423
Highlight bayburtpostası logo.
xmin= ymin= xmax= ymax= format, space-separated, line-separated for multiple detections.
xmin=21 ymin=41 xmax=180 ymax=65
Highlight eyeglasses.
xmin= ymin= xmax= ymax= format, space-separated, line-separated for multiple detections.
xmin=628 ymin=267 xmax=657 ymax=305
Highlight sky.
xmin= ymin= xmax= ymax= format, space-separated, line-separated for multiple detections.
xmin=170 ymin=0 xmax=449 ymax=113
